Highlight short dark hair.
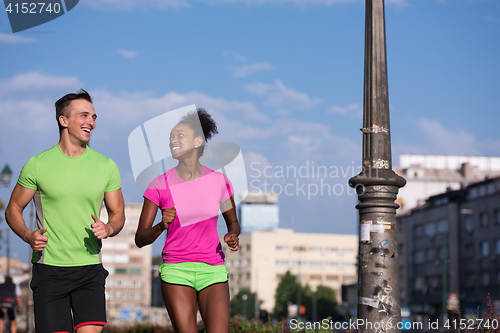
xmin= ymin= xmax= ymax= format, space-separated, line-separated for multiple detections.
xmin=178 ymin=108 xmax=218 ymax=157
xmin=55 ymin=89 xmax=93 ymax=132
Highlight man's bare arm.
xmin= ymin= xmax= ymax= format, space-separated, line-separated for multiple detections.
xmin=5 ymin=184 xmax=48 ymax=251
xmin=91 ymin=188 xmax=125 ymax=239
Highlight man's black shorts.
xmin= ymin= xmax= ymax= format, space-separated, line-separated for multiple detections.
xmin=31 ymin=263 xmax=109 ymax=333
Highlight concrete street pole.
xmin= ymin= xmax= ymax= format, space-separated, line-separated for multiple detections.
xmin=348 ymin=1 xmax=406 ymax=332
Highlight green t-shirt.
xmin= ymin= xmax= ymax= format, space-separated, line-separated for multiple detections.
xmin=18 ymin=145 xmax=121 ymax=267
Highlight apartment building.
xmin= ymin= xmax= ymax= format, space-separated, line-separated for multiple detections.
xmin=101 ymin=203 xmax=152 ymax=312
xmin=221 ymin=229 xmax=358 ymax=313
xmin=398 ymin=176 xmax=500 ymax=320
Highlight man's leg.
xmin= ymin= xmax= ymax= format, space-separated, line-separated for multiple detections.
xmin=71 ymin=265 xmax=108 ymax=333
xmin=31 ymin=264 xmax=73 ymax=333
xmin=161 ymin=282 xmax=198 ymax=333
xmin=197 ymin=282 xmax=230 ymax=333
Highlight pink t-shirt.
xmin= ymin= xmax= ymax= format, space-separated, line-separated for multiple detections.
xmin=143 ymin=166 xmax=234 ymax=265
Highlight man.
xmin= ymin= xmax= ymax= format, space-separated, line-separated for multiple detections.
xmin=5 ymin=90 xmax=125 ymax=333
xmin=0 ymin=276 xmax=22 ymax=333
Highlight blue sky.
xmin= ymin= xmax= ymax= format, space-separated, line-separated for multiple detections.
xmin=1 ymin=0 xmax=499 ymax=262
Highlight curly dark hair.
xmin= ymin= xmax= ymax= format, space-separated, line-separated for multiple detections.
xmin=178 ymin=108 xmax=218 ymax=157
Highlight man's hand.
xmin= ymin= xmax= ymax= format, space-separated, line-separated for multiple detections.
xmin=91 ymin=214 xmax=113 ymax=239
xmin=224 ymin=232 xmax=239 ymax=251
xmin=28 ymin=228 xmax=48 ymax=251
xmin=160 ymin=206 xmax=176 ymax=230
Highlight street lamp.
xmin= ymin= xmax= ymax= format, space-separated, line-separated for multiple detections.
xmin=1 ymin=164 xmax=12 ymax=276
xmin=348 ymin=1 xmax=406 ymax=332
xmin=242 ymin=294 xmax=248 ymax=319
xmin=1 ymin=164 xmax=12 ymax=187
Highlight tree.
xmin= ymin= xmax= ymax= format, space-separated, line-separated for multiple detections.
xmin=315 ymin=285 xmax=339 ymax=321
xmin=273 ymin=271 xmax=300 ymax=318
xmin=230 ymin=289 xmax=259 ymax=318
xmin=152 ymin=255 xmax=162 ymax=266
xmin=274 ymin=271 xmax=339 ymax=321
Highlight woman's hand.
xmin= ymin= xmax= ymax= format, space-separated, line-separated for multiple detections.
xmin=224 ymin=232 xmax=239 ymax=251
xmin=161 ymin=206 xmax=176 ymax=230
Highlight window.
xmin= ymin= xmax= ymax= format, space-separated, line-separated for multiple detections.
xmin=326 ymin=247 xmax=339 ymax=254
xmin=414 ymin=276 xmax=425 ymax=290
xmin=293 ymin=260 xmax=306 ymax=267
xmin=293 ymin=246 xmax=306 ymax=252
xmin=276 ymin=245 xmax=289 ymax=252
xmin=414 ymin=225 xmax=424 ymax=238
xmin=437 ymin=219 xmax=448 ymax=233
xmin=326 ymin=261 xmax=338 ymax=267
xmin=496 ymin=240 xmax=500 ymax=255
xmin=309 ymin=246 xmax=322 ymax=253
xmin=480 ymin=212 xmax=489 ymax=227
xmin=309 ymin=261 xmax=322 ymax=267
xmin=488 ymin=183 xmax=496 ymax=195
xmin=468 ymin=188 xmax=478 ymax=200
xmin=399 ymin=244 xmax=405 ymax=255
xmin=342 ymin=248 xmax=355 ymax=255
xmin=481 ymin=241 xmax=490 ymax=257
xmin=464 ymin=216 xmax=474 ymax=233
xmin=496 ymin=210 xmax=500 ymax=224
xmin=426 ymin=248 xmax=436 ymax=262
xmin=129 ymin=268 xmax=141 ymax=274
xmin=115 ymin=268 xmax=127 ymax=274
xmin=415 ymin=251 xmax=425 ymax=264
xmin=310 ymin=274 xmax=322 ymax=280
xmin=276 ymin=260 xmax=289 ymax=266
xmin=425 ymin=223 xmax=436 ymax=238
xmin=342 ymin=262 xmax=355 ymax=268
xmin=326 ymin=275 xmax=338 ymax=281
xmin=479 ymin=185 xmax=487 ymax=197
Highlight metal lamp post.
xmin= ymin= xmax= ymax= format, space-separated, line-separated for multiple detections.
xmin=1 ymin=164 xmax=12 ymax=276
xmin=348 ymin=1 xmax=406 ymax=332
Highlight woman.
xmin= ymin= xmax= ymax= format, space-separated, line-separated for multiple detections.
xmin=135 ymin=108 xmax=240 ymax=333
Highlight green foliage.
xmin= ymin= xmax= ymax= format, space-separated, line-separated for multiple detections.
xmin=230 ymin=289 xmax=259 ymax=318
xmin=315 ymin=285 xmax=339 ymax=321
xmin=274 ymin=271 xmax=299 ymax=318
xmin=274 ymin=271 xmax=339 ymax=321
xmin=152 ymin=255 xmax=163 ymax=266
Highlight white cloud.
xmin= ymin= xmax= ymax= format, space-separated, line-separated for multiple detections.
xmin=223 ymin=50 xmax=246 ymax=62
xmin=327 ymin=103 xmax=361 ymax=117
xmin=233 ymin=62 xmax=274 ymax=78
xmin=0 ymin=32 xmax=36 ymax=44
xmin=0 ymin=99 xmax=55 ymax=132
xmin=393 ymin=119 xmax=500 ymax=157
xmin=246 ymin=79 xmax=321 ymax=109
xmin=0 ymin=72 xmax=83 ymax=95
xmin=417 ymin=119 xmax=479 ymax=155
xmin=92 ymin=89 xmax=269 ymax=126
xmin=118 ymin=49 xmax=138 ymax=59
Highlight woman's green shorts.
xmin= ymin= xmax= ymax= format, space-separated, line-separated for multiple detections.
xmin=159 ymin=262 xmax=228 ymax=292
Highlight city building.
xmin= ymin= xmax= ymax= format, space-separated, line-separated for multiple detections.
xmin=221 ymin=229 xmax=358 ymax=313
xmin=398 ymin=176 xmax=500 ymax=321
xmin=101 ymin=203 xmax=152 ymax=315
xmin=238 ymin=192 xmax=279 ymax=233
xmin=395 ymin=154 xmax=500 ymax=213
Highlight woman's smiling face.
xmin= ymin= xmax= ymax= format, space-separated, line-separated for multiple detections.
xmin=169 ymin=123 xmax=201 ymax=159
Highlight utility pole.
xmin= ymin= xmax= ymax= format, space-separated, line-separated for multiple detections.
xmin=349 ymin=1 xmax=406 ymax=332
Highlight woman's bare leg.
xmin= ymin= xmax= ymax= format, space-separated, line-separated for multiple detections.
xmin=161 ymin=282 xmax=198 ymax=333
xmin=197 ymin=282 xmax=230 ymax=333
